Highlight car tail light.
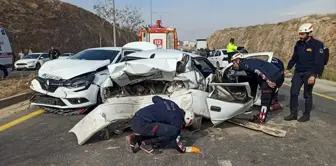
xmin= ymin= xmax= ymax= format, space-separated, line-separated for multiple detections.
xmin=7 ymin=52 xmax=12 ymax=56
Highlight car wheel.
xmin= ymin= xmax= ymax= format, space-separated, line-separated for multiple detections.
xmin=35 ymin=63 xmax=41 ymax=70
xmin=0 ymin=69 xmax=5 ymax=80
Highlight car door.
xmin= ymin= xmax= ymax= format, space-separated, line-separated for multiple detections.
xmin=207 ymin=51 xmax=215 ymax=65
xmin=206 ymin=82 xmax=254 ymax=126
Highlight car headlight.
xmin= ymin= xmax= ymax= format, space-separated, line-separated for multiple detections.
xmin=64 ymin=73 xmax=95 ymax=89
xmin=27 ymin=61 xmax=34 ymax=64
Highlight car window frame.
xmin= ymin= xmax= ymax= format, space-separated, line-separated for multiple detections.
xmin=193 ymin=57 xmax=216 ymax=74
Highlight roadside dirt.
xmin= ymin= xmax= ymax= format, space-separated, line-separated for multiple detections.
xmin=0 ymin=74 xmax=35 ymax=99
xmin=0 ymin=100 xmax=30 ymax=119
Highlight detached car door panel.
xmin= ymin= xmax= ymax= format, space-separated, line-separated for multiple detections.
xmin=206 ymin=82 xmax=254 ymax=126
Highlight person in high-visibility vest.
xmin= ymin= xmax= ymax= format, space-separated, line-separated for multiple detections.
xmin=226 ymin=38 xmax=238 ymax=63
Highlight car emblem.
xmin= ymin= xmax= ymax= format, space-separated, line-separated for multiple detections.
xmin=46 ymin=80 xmax=50 ymax=86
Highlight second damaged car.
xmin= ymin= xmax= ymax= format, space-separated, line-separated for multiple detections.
xmin=29 ymin=42 xmax=157 ymax=115
xmin=69 ymin=49 xmax=258 ymax=145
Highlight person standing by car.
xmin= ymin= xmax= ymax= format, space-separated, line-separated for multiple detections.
xmin=127 ymin=96 xmax=200 ymax=155
xmin=226 ymin=38 xmax=238 ymax=63
xmin=18 ymin=50 xmax=25 ymax=59
xmin=284 ymin=23 xmax=325 ymax=122
xmin=48 ymin=46 xmax=61 ymax=60
xmin=231 ymin=53 xmax=284 ymax=123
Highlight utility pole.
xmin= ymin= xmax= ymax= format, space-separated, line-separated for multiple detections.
xmin=112 ymin=0 xmax=116 ymax=47
xmin=150 ymin=0 xmax=152 ymax=25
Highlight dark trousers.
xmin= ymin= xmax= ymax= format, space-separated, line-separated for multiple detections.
xmin=258 ymin=75 xmax=284 ymax=122
xmin=227 ymin=52 xmax=235 ymax=63
xmin=130 ymin=116 xmax=179 ymax=148
xmin=290 ymin=71 xmax=314 ymax=116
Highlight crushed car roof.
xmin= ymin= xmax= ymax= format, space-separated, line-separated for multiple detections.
xmin=127 ymin=49 xmax=202 ymax=59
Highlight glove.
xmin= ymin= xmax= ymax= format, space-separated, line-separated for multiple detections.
xmin=185 ymin=146 xmax=201 ymax=153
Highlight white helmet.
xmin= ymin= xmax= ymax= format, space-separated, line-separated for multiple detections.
xmin=231 ymin=53 xmax=244 ymax=61
xmin=184 ymin=111 xmax=194 ymax=127
xmin=298 ymin=23 xmax=313 ymax=33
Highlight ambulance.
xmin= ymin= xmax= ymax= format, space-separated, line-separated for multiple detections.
xmin=0 ymin=25 xmax=14 ymax=80
xmin=138 ymin=20 xmax=178 ymax=49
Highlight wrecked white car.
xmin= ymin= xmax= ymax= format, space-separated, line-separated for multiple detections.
xmin=29 ymin=42 xmax=157 ymax=115
xmin=69 ymin=50 xmax=277 ymax=145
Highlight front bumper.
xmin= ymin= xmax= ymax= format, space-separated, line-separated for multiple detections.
xmin=15 ymin=64 xmax=36 ymax=69
xmin=30 ymin=78 xmax=100 ymax=109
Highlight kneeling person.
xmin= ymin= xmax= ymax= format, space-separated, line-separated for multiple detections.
xmin=231 ymin=53 xmax=284 ymax=123
xmin=270 ymin=57 xmax=285 ymax=110
xmin=128 ymin=96 xmax=200 ymax=154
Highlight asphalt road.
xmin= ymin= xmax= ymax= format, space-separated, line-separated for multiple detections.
xmin=1 ymin=85 xmax=336 ymax=166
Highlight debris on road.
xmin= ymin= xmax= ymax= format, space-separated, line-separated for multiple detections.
xmin=228 ymin=118 xmax=287 ymax=137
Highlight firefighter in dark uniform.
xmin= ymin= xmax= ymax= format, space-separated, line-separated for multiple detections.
xmin=284 ymin=23 xmax=325 ymax=122
xmin=127 ymin=96 xmax=200 ymax=154
xmin=231 ymin=53 xmax=284 ymax=123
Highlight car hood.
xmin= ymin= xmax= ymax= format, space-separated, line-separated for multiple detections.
xmin=15 ymin=59 xmax=37 ymax=64
xmin=38 ymin=59 xmax=110 ymax=80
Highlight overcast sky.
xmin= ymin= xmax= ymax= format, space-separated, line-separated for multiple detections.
xmin=61 ymin=0 xmax=336 ymax=41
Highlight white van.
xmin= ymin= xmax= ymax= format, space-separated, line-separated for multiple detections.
xmin=0 ymin=27 xmax=13 ymax=79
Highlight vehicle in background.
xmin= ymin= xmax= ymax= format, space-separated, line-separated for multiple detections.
xmin=14 ymin=53 xmax=49 ymax=70
xmin=0 ymin=27 xmax=14 ymax=80
xmin=58 ymin=53 xmax=74 ymax=59
xmin=30 ymin=42 xmax=157 ymax=114
xmin=196 ymin=39 xmax=207 ymax=50
xmin=207 ymin=47 xmax=248 ymax=69
xmin=139 ymin=20 xmax=178 ymax=49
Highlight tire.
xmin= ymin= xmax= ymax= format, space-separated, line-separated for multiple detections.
xmin=0 ymin=69 xmax=5 ymax=80
xmin=35 ymin=63 xmax=41 ymax=70
xmin=0 ymin=65 xmax=8 ymax=80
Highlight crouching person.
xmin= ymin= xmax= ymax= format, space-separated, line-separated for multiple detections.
xmin=231 ymin=53 xmax=284 ymax=123
xmin=127 ymin=96 xmax=200 ymax=154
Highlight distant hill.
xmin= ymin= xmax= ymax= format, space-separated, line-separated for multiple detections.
xmin=208 ymin=14 xmax=336 ymax=80
xmin=0 ymin=0 xmax=137 ymax=53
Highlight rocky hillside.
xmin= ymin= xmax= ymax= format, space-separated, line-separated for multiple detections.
xmin=0 ymin=0 xmax=137 ymax=53
xmin=208 ymin=14 xmax=336 ymax=80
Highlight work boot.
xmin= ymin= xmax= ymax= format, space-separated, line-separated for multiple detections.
xmin=250 ymin=114 xmax=265 ymax=124
xmin=140 ymin=141 xmax=160 ymax=155
xmin=284 ymin=114 xmax=297 ymax=121
xmin=270 ymin=103 xmax=282 ymax=111
xmin=126 ymin=134 xmax=137 ymax=153
xmin=298 ymin=115 xmax=310 ymax=122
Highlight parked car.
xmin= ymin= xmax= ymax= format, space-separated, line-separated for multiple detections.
xmin=0 ymin=27 xmax=14 ymax=79
xmin=70 ymin=49 xmax=266 ymax=145
xmin=58 ymin=53 xmax=74 ymax=59
xmin=208 ymin=47 xmax=248 ymax=69
xmin=14 ymin=53 xmax=50 ymax=70
xmin=29 ymin=42 xmax=157 ymax=114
